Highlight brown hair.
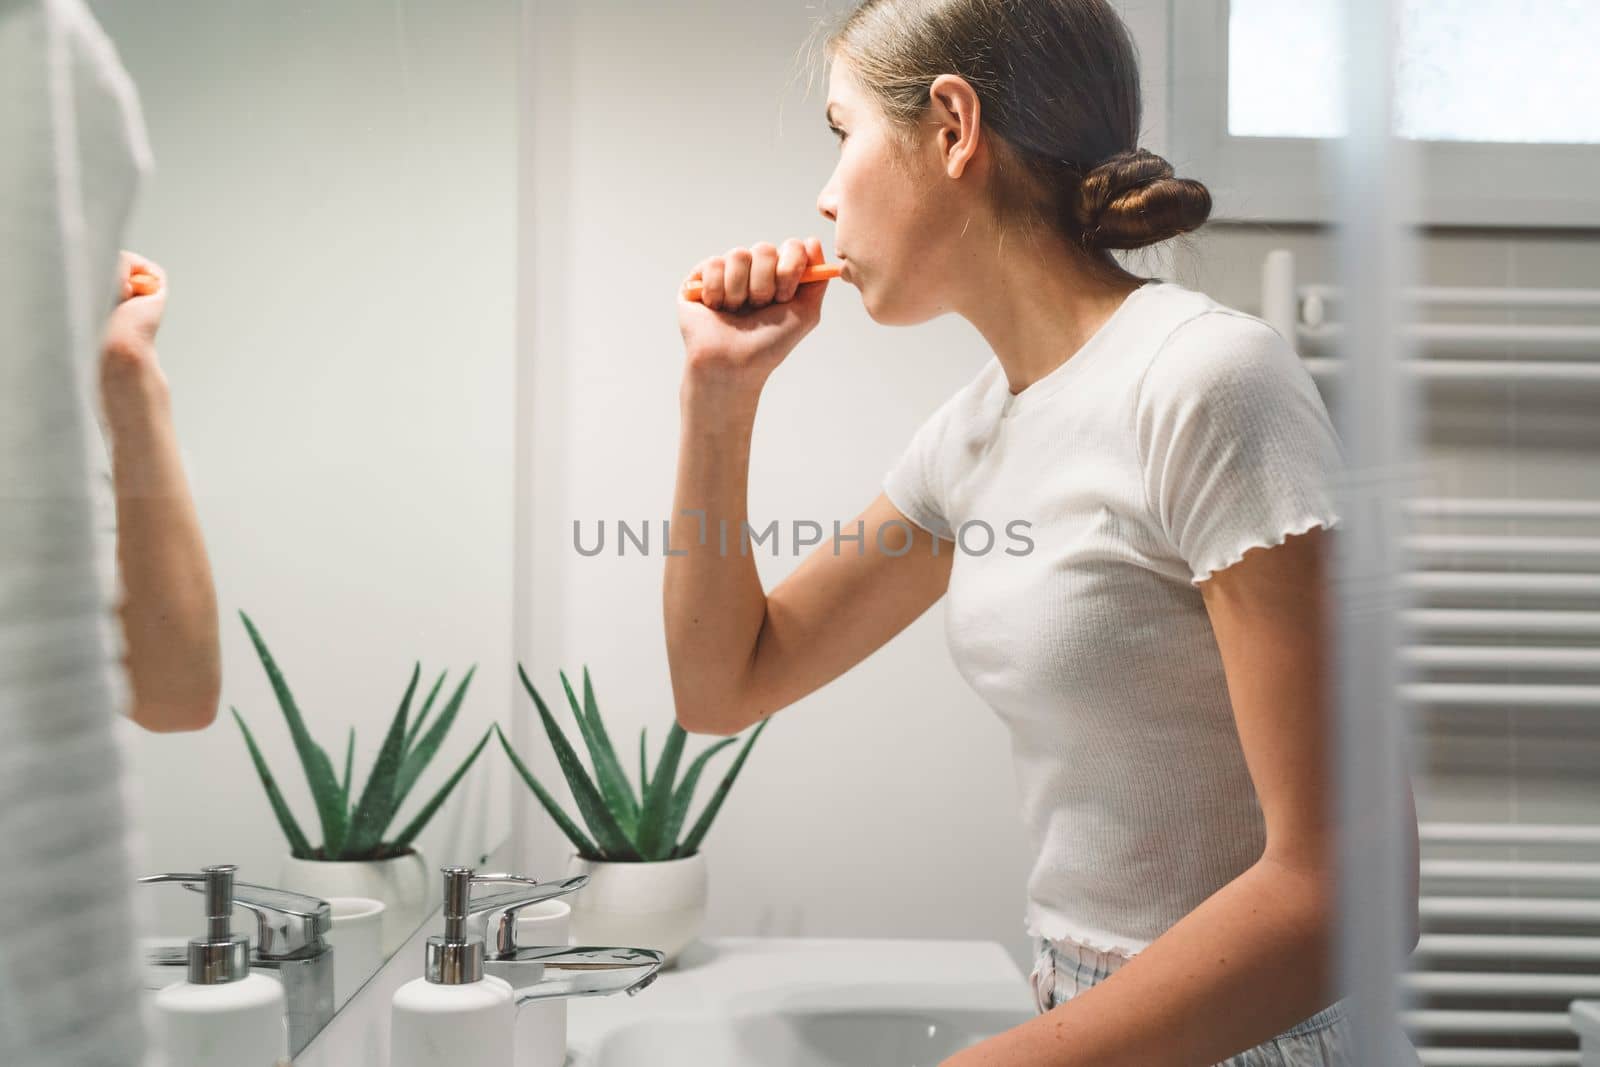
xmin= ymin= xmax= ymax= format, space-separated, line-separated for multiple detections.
xmin=809 ymin=0 xmax=1211 ymax=279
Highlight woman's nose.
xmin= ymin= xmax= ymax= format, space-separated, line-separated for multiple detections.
xmin=816 ymin=185 xmax=837 ymax=222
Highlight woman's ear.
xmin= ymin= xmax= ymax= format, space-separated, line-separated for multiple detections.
xmin=927 ymin=73 xmax=982 ymax=180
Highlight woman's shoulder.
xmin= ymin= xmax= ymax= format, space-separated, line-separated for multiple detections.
xmin=1141 ymin=280 xmax=1293 ymax=352
xmin=1134 ymin=288 xmax=1309 ymax=408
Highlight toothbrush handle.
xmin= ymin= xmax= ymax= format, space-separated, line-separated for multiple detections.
xmin=681 ymin=261 xmax=841 ymax=303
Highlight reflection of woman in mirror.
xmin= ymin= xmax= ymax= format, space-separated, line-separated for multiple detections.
xmin=98 ymin=250 xmax=221 ymax=733
xmin=664 ymin=1 xmax=1418 ymax=1064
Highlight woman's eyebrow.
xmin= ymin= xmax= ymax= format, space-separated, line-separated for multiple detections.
xmin=825 ymin=103 xmax=842 ymax=126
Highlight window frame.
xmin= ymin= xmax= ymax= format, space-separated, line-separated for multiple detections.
xmin=1166 ymin=0 xmax=1600 ymax=228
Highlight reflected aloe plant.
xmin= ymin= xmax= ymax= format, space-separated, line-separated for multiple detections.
xmin=231 ymin=610 xmax=494 ymax=861
xmin=498 ymin=665 xmax=768 ymax=862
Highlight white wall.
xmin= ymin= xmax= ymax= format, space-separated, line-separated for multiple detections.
xmin=516 ymin=0 xmax=1600 ymax=979
xmin=94 ymin=0 xmax=519 ymax=939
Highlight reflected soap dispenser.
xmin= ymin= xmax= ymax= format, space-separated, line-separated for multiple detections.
xmin=390 ymin=866 xmax=528 ymax=1067
xmin=138 ymin=865 xmax=291 ymax=1067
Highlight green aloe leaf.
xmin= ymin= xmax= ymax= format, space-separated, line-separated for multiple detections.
xmin=340 ymin=727 xmax=355 ymax=811
xmin=232 ymin=708 xmax=313 ymax=859
xmin=406 ymin=669 xmax=448 ymax=751
xmin=639 ymin=728 xmax=650 ymax=796
xmin=239 ymin=611 xmax=348 ymax=857
xmin=582 ymin=666 xmax=637 ymax=814
xmin=675 ymin=717 xmax=770 ymax=857
xmin=342 ymin=663 xmax=419 ymax=858
xmin=517 ymin=664 xmax=640 ymax=860
xmin=662 ymin=736 xmax=738 ymax=854
xmin=559 ymin=668 xmax=638 ymax=837
xmin=391 ymin=725 xmax=494 ymax=852
xmin=393 ymin=666 xmax=476 ymax=815
xmin=635 ymin=721 xmax=687 ymax=859
xmin=496 ymin=725 xmax=598 ymax=858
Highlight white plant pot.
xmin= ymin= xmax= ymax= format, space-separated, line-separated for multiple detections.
xmin=562 ymin=852 xmax=706 ymax=967
xmin=280 ymin=849 xmax=431 ymax=956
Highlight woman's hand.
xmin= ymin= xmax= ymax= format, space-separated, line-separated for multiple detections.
xmin=101 ymin=249 xmax=168 ymax=385
xmin=676 ymin=235 xmax=832 ymax=392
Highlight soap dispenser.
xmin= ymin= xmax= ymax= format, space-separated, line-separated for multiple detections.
xmin=390 ymin=867 xmax=526 ymax=1067
xmin=139 ymin=872 xmax=333 ymax=1058
xmin=392 ymin=866 xmax=668 ymax=1067
xmin=138 ymin=865 xmax=291 ymax=1067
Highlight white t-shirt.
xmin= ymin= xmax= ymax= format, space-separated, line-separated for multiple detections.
xmin=881 ymin=278 xmax=1345 ymax=955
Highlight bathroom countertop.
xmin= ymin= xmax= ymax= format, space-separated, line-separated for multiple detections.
xmin=297 ymin=931 xmax=1028 ymax=1066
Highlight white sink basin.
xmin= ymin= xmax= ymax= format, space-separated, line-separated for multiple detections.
xmin=588 ymin=983 xmax=1033 ymax=1066
xmin=566 ymin=937 xmax=1034 ymax=1067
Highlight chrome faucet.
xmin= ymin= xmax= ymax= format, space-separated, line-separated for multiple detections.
xmin=463 ymin=874 xmax=588 ymax=956
xmin=139 ymin=866 xmax=334 ymax=1058
xmin=433 ymin=867 xmax=663 ymax=1005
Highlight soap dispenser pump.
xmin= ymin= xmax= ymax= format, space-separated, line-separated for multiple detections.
xmin=138 ymin=865 xmax=290 ymax=1067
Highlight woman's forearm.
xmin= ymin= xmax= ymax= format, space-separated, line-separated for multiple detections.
xmin=102 ymin=361 xmax=221 ymax=732
xmin=950 ymin=857 xmax=1334 ymax=1067
xmin=662 ymin=377 xmax=770 ymax=735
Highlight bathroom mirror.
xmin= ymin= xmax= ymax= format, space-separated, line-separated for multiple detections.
xmin=87 ymin=0 xmax=519 ymax=1049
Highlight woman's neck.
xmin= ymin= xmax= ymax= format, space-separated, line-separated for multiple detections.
xmin=954 ymin=236 xmax=1147 ymax=397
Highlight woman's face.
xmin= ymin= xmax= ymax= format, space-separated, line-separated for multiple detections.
xmin=817 ymin=59 xmax=966 ymax=326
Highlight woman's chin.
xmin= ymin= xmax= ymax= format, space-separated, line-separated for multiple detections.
xmin=862 ymin=288 xmax=939 ymax=327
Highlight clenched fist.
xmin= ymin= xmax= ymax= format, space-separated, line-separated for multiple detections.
xmin=677 ymin=235 xmax=834 ymax=391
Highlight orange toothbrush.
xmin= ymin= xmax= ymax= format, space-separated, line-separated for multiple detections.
xmin=129 ymin=271 xmax=161 ymax=296
xmin=682 ymin=261 xmax=841 ymax=303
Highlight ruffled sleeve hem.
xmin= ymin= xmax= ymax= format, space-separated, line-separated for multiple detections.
xmin=1188 ymin=512 xmax=1342 ymax=587
xmin=882 ymin=477 xmax=956 ymax=543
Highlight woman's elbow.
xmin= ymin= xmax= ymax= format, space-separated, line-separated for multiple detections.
xmin=130 ymin=670 xmax=222 ymax=733
xmin=1270 ymin=851 xmax=1422 ymax=957
xmin=131 ymin=697 xmax=218 ymax=733
xmin=675 ymin=707 xmax=743 ymax=737
xmin=674 ymin=692 xmax=757 ymax=737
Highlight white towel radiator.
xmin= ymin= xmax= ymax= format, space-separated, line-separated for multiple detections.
xmin=1260 ymin=250 xmax=1600 ymax=1066
xmin=1412 ymin=822 xmax=1600 ymax=1066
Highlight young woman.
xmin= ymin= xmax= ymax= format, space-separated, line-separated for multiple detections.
xmin=665 ymin=2 xmax=1419 ymax=1064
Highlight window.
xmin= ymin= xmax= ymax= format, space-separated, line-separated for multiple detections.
xmin=1168 ymin=0 xmax=1600 ymax=226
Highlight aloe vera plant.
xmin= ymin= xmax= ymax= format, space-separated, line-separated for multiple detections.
xmin=232 ymin=610 xmax=494 ymax=861
xmin=499 ymin=664 xmax=768 ymax=862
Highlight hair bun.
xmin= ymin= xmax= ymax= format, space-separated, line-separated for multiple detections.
xmin=1071 ymin=148 xmax=1212 ymax=251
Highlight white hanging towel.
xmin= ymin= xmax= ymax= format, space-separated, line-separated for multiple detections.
xmin=0 ymin=0 xmax=154 ymax=1064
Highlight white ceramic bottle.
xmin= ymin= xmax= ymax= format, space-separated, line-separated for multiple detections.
xmin=139 ymin=865 xmax=290 ymax=1067
xmin=390 ymin=867 xmax=519 ymax=1067
xmin=391 ymin=973 xmax=516 ymax=1067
